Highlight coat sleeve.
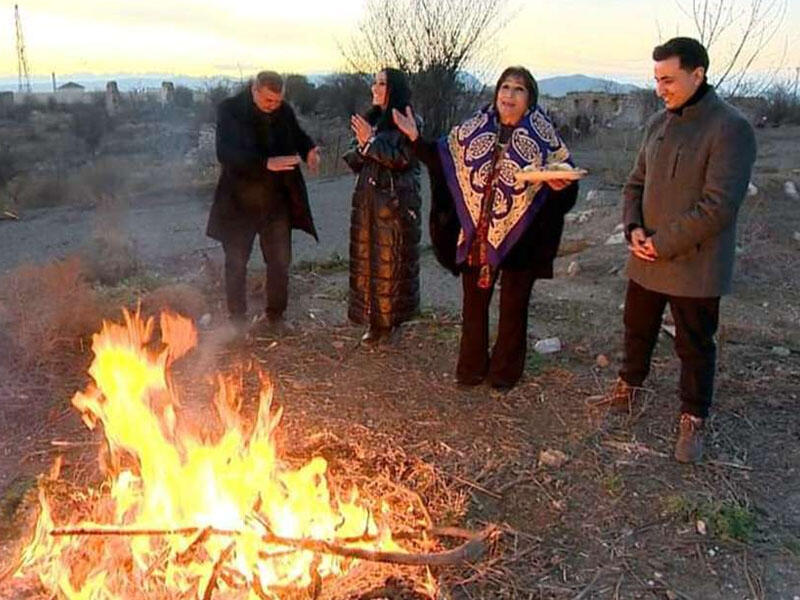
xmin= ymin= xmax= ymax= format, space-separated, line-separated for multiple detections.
xmin=622 ymin=131 xmax=648 ymax=240
xmin=361 ymin=129 xmax=412 ymax=170
xmin=285 ymin=104 xmax=316 ymax=160
xmin=342 ymin=138 xmax=365 ymax=173
xmin=215 ymin=101 xmax=264 ymax=175
xmin=652 ymin=116 xmax=756 ymax=259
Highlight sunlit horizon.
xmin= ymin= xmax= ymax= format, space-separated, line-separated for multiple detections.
xmin=2 ymin=0 xmax=798 ymax=90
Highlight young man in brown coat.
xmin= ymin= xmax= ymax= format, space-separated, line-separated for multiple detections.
xmin=596 ymin=38 xmax=757 ymax=463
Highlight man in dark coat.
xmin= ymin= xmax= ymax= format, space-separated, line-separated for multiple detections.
xmin=206 ymin=71 xmax=320 ymax=333
xmin=593 ymin=38 xmax=757 ymax=463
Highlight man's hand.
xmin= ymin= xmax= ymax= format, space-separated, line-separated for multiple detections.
xmin=546 ymin=179 xmax=572 ymax=191
xmin=267 ymin=155 xmax=301 ymax=172
xmin=350 ymin=114 xmax=374 ymax=147
xmin=628 ymin=227 xmax=657 ymax=262
xmin=391 ymin=106 xmax=419 ymax=141
xmin=306 ymin=147 xmax=321 ymax=174
xmin=642 ymin=236 xmax=658 ymax=259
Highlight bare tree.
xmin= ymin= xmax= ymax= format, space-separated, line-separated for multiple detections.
xmin=675 ymin=0 xmax=788 ymax=96
xmin=341 ymin=0 xmax=512 ymax=136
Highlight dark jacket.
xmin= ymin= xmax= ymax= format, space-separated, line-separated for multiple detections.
xmin=623 ymin=87 xmax=756 ymax=297
xmin=206 ymin=89 xmax=318 ymax=242
xmin=343 ymin=128 xmax=422 ymax=329
xmin=412 ymin=139 xmax=578 ymax=277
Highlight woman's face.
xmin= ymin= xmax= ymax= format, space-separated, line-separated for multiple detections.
xmin=495 ymin=75 xmax=530 ymax=125
xmin=371 ymin=71 xmax=389 ymax=109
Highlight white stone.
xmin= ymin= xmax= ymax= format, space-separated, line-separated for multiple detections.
xmin=198 ymin=313 xmax=212 ymax=328
xmin=614 ymin=222 xmax=625 ymax=233
xmin=793 ymin=231 xmax=800 ymax=242
xmin=747 ymin=182 xmax=758 ymax=196
xmin=605 ymin=232 xmax=626 ymax=245
xmin=772 ymin=346 xmax=791 ymax=357
xmin=786 ymin=181 xmax=799 ymax=199
xmin=696 ymin=519 xmax=707 ymax=535
xmin=567 ymin=261 xmax=581 ymax=276
xmin=534 ymin=337 xmax=562 ymax=354
xmin=586 ymin=189 xmax=599 ymax=203
xmin=565 ymin=209 xmax=595 ymax=224
xmin=538 ymin=448 xmax=569 ymax=468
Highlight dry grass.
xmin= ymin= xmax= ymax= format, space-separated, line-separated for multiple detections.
xmin=0 ymin=256 xmax=100 ymax=365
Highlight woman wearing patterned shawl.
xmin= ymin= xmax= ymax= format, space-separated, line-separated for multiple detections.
xmin=393 ymin=66 xmax=579 ymax=390
xmin=343 ymin=68 xmax=422 ymax=345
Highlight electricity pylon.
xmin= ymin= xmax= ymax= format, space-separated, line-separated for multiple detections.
xmin=14 ymin=4 xmax=32 ymax=94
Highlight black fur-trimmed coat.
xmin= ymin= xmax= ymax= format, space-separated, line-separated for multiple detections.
xmin=206 ymin=89 xmax=318 ymax=242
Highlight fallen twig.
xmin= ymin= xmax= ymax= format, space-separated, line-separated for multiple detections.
xmin=259 ymin=525 xmax=500 ymax=567
xmin=49 ymin=523 xmax=498 ymax=567
xmin=572 ymin=568 xmax=602 ymax=600
xmin=450 ymin=474 xmax=502 ymax=499
xmin=602 ymin=440 xmax=669 ymax=458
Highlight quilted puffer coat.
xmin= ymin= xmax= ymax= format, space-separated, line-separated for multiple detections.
xmin=343 ymin=128 xmax=421 ymax=329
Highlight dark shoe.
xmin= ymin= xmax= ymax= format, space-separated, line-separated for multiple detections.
xmin=586 ymin=378 xmax=641 ymax=414
xmin=489 ymin=378 xmax=517 ymax=392
xmin=267 ymin=317 xmax=294 ymax=337
xmin=674 ymin=413 xmax=705 ymax=464
xmin=221 ymin=314 xmax=249 ymax=344
xmin=456 ymin=373 xmax=485 ymax=387
xmin=252 ymin=314 xmax=294 ymax=338
xmin=360 ymin=326 xmax=394 ymax=346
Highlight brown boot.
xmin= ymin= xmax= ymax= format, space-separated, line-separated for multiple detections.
xmin=587 ymin=378 xmax=641 ymax=414
xmin=674 ymin=413 xmax=705 ymax=464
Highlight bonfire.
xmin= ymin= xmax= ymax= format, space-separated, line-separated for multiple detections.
xmin=6 ymin=309 xmax=495 ymax=599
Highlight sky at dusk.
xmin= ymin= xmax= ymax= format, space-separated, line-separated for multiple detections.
xmin=2 ymin=0 xmax=798 ymax=87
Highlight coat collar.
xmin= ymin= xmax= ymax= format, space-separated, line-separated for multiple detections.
xmin=672 ymin=85 xmax=718 ymax=121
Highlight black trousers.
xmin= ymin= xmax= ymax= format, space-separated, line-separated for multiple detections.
xmin=221 ymin=213 xmax=292 ymax=320
xmin=620 ymin=279 xmax=720 ymax=418
xmin=457 ymin=267 xmax=537 ymax=387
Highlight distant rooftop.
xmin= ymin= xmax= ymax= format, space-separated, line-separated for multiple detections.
xmin=58 ymin=82 xmax=84 ymax=90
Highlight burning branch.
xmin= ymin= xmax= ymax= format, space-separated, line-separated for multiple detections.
xmin=259 ymin=525 xmax=500 ymax=567
xmin=48 ymin=524 xmax=500 ymax=567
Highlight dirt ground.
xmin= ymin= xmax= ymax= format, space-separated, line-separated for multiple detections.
xmin=0 ymin=126 xmax=798 ymax=598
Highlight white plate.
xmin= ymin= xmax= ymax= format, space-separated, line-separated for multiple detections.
xmin=515 ymin=168 xmax=588 ymax=183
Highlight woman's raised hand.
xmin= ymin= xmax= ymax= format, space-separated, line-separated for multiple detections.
xmin=392 ymin=106 xmax=419 ymax=141
xmin=350 ymin=114 xmax=374 ymax=146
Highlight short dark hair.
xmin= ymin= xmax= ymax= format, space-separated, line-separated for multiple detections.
xmin=254 ymin=71 xmax=283 ymax=93
xmin=652 ymin=37 xmax=709 ymax=74
xmin=494 ymin=66 xmax=539 ymax=109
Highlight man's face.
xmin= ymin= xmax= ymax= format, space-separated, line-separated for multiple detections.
xmin=654 ymin=56 xmax=705 ymax=110
xmin=252 ymin=84 xmax=283 ymax=113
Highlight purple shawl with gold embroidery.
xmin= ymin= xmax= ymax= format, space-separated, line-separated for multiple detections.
xmin=437 ymin=105 xmax=571 ymax=267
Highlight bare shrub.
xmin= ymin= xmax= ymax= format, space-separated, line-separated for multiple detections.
xmin=142 ymin=283 xmax=208 ymax=321
xmin=17 ymin=171 xmax=80 ymax=208
xmin=764 ymin=83 xmax=800 ymax=125
xmin=342 ymin=0 xmax=510 ymax=136
xmin=0 ymin=257 xmax=100 ymax=364
xmin=284 ymin=75 xmax=319 ymax=115
xmin=79 ymin=196 xmax=139 ymax=285
xmin=69 ymin=103 xmax=110 ymax=154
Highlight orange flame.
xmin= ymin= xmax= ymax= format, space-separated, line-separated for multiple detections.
xmin=16 ymin=308 xmax=401 ymax=598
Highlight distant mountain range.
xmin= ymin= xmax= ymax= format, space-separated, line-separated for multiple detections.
xmin=0 ymin=72 xmax=642 ymax=96
xmin=537 ymin=74 xmax=641 ymax=97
